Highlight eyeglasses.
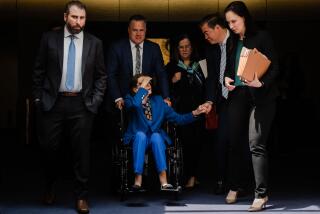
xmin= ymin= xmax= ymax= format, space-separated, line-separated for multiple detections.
xmin=178 ymin=45 xmax=191 ymax=49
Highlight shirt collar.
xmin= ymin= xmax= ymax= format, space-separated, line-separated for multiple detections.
xmin=130 ymin=39 xmax=144 ymax=50
xmin=64 ymin=25 xmax=83 ymax=40
xmin=221 ymin=29 xmax=230 ymax=46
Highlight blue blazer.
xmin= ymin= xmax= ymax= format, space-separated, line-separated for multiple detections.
xmin=123 ymin=88 xmax=195 ymax=145
xmin=106 ymin=39 xmax=170 ymax=104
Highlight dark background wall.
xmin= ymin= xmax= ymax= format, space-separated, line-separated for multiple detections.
xmin=1 ymin=0 xmax=320 ymax=187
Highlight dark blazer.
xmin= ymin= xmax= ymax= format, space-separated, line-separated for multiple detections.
xmin=205 ymin=32 xmax=235 ymax=104
xmin=225 ymin=30 xmax=279 ymax=104
xmin=106 ymin=39 xmax=169 ymax=103
xmin=32 ymin=29 xmax=107 ymax=113
xmin=123 ymin=88 xmax=195 ymax=145
xmin=166 ymin=61 xmax=205 ymax=113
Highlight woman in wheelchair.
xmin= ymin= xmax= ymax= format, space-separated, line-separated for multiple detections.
xmin=123 ymin=74 xmax=206 ymax=191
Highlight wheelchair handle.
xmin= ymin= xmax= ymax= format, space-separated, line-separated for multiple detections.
xmin=120 ymin=108 xmax=125 ymax=136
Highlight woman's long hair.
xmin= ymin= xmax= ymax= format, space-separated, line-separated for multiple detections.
xmin=224 ymin=1 xmax=257 ymax=37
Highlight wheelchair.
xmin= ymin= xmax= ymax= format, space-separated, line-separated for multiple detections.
xmin=111 ymin=109 xmax=184 ymax=201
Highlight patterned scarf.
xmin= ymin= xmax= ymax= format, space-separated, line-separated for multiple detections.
xmin=142 ymin=98 xmax=152 ymax=120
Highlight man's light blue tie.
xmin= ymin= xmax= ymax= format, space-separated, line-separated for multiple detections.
xmin=66 ymin=35 xmax=75 ymax=91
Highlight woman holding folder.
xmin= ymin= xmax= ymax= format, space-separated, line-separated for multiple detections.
xmin=223 ymin=1 xmax=279 ymax=211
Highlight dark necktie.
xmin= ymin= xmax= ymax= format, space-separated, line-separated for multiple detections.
xmin=135 ymin=44 xmax=141 ymax=74
xmin=142 ymin=99 xmax=152 ymax=120
xmin=66 ymin=35 xmax=76 ymax=91
xmin=219 ymin=43 xmax=228 ymax=99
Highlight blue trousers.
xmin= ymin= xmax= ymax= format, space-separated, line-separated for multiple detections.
xmin=132 ymin=131 xmax=167 ymax=174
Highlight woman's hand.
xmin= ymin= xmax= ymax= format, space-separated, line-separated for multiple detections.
xmin=172 ymin=72 xmax=181 ymax=83
xmin=140 ymin=76 xmax=152 ymax=88
xmin=225 ymin=77 xmax=236 ymax=91
xmin=192 ymin=105 xmax=207 ymax=116
xmin=243 ymin=72 xmax=263 ymax=88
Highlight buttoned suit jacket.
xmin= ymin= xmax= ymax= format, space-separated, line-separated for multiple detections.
xmin=106 ymin=38 xmax=169 ymax=106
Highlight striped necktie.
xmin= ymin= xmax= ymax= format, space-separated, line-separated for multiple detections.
xmin=219 ymin=43 xmax=228 ymax=99
xmin=135 ymin=44 xmax=141 ymax=74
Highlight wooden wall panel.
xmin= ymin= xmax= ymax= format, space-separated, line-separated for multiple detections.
xmin=0 ymin=0 xmax=17 ymax=21
xmin=219 ymin=0 xmax=266 ymax=21
xmin=169 ymin=0 xmax=218 ymax=21
xmin=17 ymin=0 xmax=64 ymax=21
xmin=85 ymin=0 xmax=119 ymax=21
xmin=119 ymin=0 xmax=168 ymax=22
xmin=267 ymin=0 xmax=320 ymax=21
xmin=6 ymin=0 xmax=320 ymax=22
xmin=17 ymin=0 xmax=119 ymax=21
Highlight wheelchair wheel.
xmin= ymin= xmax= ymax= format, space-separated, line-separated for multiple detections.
xmin=167 ymin=142 xmax=184 ymax=192
xmin=110 ymin=141 xmax=121 ymax=195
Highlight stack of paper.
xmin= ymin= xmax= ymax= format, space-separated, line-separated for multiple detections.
xmin=237 ymin=47 xmax=271 ymax=82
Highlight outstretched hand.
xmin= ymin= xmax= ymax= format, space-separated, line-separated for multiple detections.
xmin=200 ymin=102 xmax=213 ymax=114
xmin=192 ymin=104 xmax=207 ymax=116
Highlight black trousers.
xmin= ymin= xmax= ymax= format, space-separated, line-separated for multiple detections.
xmin=37 ymin=95 xmax=94 ymax=199
xmin=227 ymin=87 xmax=275 ymax=198
xmin=213 ymin=97 xmax=229 ymax=182
xmin=178 ymin=118 xmax=205 ymax=180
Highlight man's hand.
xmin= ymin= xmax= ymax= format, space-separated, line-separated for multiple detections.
xmin=116 ymin=99 xmax=124 ymax=110
xmin=164 ymin=98 xmax=171 ymax=106
xmin=201 ymin=102 xmax=213 ymax=114
xmin=225 ymin=77 xmax=236 ymax=91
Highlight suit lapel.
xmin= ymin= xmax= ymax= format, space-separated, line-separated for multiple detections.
xmin=125 ymin=40 xmax=133 ymax=77
xmin=81 ymin=32 xmax=91 ymax=76
xmin=142 ymin=42 xmax=148 ymax=74
xmin=57 ymin=30 xmax=64 ymax=73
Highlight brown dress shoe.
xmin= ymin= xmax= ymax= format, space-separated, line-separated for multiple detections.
xmin=76 ymin=199 xmax=89 ymax=214
xmin=43 ymin=189 xmax=55 ymax=205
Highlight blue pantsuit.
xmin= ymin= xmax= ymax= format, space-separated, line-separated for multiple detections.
xmin=124 ymin=88 xmax=196 ymax=175
xmin=133 ymin=131 xmax=166 ymax=174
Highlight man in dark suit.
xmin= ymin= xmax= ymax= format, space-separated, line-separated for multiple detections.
xmin=32 ymin=1 xmax=106 ymax=213
xmin=106 ymin=14 xmax=170 ymax=110
xmin=199 ymin=14 xmax=236 ymax=194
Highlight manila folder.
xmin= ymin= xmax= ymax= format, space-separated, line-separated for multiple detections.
xmin=237 ymin=47 xmax=271 ymax=82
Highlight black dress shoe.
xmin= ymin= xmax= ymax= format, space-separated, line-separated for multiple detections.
xmin=214 ymin=181 xmax=226 ymax=195
xmin=43 ymin=190 xmax=55 ymax=205
xmin=130 ymin=184 xmax=146 ymax=192
xmin=76 ymin=199 xmax=89 ymax=214
xmin=43 ymin=184 xmax=55 ymax=205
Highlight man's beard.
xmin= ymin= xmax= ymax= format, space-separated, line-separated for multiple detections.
xmin=66 ymin=23 xmax=84 ymax=34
